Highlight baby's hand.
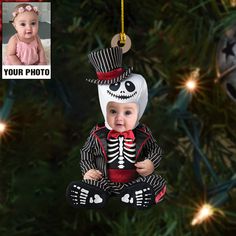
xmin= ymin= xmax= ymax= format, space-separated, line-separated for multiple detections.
xmin=83 ymin=169 xmax=102 ymax=180
xmin=135 ymin=159 xmax=154 ymax=176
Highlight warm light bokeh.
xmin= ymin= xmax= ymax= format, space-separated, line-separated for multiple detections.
xmin=0 ymin=121 xmax=7 ymax=135
xmin=185 ymin=79 xmax=197 ymax=92
xmin=191 ymin=204 xmax=214 ymax=226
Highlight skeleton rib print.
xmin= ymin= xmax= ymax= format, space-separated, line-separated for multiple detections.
xmin=107 ymin=136 xmax=136 ymax=169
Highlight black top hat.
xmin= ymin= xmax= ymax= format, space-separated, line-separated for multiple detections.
xmin=86 ymin=46 xmax=133 ymax=84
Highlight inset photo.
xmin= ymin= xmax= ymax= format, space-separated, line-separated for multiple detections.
xmin=2 ymin=1 xmax=51 ymax=79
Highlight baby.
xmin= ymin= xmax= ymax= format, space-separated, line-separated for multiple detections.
xmin=4 ymin=4 xmax=47 ymax=65
xmin=66 ymin=47 xmax=166 ymax=209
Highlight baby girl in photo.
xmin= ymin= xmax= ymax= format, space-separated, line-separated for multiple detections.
xmin=4 ymin=3 xmax=47 ymax=65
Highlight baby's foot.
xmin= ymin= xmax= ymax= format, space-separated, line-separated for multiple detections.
xmin=66 ymin=181 xmax=109 ymax=208
xmin=120 ymin=182 xmax=155 ymax=209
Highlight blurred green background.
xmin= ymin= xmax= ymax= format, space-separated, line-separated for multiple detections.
xmin=1 ymin=0 xmax=236 ymax=235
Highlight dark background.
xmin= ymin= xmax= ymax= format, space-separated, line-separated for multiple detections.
xmin=0 ymin=0 xmax=236 ymax=235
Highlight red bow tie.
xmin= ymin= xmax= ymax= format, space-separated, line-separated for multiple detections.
xmin=107 ymin=129 xmax=135 ymax=140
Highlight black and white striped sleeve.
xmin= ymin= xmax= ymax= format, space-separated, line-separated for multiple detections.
xmin=80 ymin=126 xmax=97 ymax=176
xmin=144 ymin=126 xmax=163 ymax=169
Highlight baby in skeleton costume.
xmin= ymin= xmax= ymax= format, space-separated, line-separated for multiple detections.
xmin=66 ymin=47 xmax=166 ymax=209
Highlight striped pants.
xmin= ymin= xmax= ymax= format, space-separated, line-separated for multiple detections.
xmin=82 ymin=174 xmax=166 ymax=196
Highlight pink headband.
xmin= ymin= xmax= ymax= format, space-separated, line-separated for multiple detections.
xmin=12 ymin=5 xmax=39 ymax=20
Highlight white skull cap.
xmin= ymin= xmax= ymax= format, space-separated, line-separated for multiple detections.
xmin=98 ymin=73 xmax=148 ymax=130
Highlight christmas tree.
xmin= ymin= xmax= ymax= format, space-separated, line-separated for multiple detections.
xmin=0 ymin=0 xmax=236 ymax=235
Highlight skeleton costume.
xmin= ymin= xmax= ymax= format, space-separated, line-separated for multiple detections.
xmin=66 ymin=47 xmax=166 ymax=209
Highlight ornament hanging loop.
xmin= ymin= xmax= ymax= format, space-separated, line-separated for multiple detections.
xmin=111 ymin=0 xmax=131 ymax=53
xmin=111 ymin=34 xmax=131 ymax=54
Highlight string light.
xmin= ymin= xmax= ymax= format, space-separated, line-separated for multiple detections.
xmin=177 ymin=68 xmax=201 ymax=94
xmin=191 ymin=203 xmax=214 ymax=226
xmin=184 ymin=68 xmax=200 ymax=93
xmin=185 ymin=79 xmax=197 ymax=92
xmin=230 ymin=0 xmax=236 ymax=7
xmin=0 ymin=121 xmax=7 ymax=135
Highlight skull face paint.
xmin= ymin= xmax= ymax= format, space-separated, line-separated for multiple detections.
xmin=98 ymin=73 xmax=148 ymax=130
xmin=107 ymin=81 xmax=138 ymax=100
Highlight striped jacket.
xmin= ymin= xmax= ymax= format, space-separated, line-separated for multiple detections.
xmin=80 ymin=123 xmax=163 ymax=177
